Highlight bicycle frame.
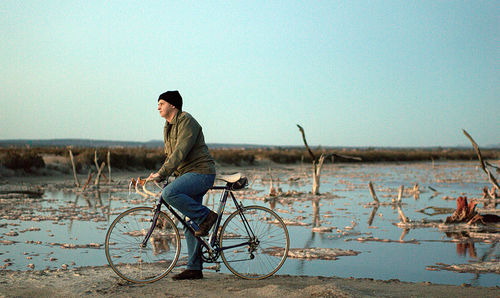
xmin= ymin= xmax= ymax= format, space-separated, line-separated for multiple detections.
xmin=141 ymin=184 xmax=255 ymax=258
xmin=107 ymin=176 xmax=289 ymax=282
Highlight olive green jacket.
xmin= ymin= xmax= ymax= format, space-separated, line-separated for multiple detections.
xmin=157 ymin=111 xmax=216 ymax=179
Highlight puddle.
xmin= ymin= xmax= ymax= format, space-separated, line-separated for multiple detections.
xmin=1 ymin=161 xmax=499 ymax=286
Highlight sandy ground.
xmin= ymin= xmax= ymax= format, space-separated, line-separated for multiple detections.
xmin=1 ymin=266 xmax=499 ymax=298
xmin=1 ymin=168 xmax=500 ymax=297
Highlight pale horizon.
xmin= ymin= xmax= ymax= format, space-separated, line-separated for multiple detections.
xmin=0 ymin=136 xmax=498 ymax=149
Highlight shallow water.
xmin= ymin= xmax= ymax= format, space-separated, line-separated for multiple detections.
xmin=1 ymin=161 xmax=499 ymax=287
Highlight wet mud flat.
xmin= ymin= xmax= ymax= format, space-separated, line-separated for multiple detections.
xmin=1 ymin=162 xmax=499 ymax=287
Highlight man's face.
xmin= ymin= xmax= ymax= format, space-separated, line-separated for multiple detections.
xmin=158 ymin=99 xmax=174 ymax=118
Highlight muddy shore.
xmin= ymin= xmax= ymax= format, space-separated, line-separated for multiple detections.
xmin=1 ymin=266 xmax=499 ymax=297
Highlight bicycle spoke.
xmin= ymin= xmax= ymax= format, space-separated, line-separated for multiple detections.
xmin=105 ymin=207 xmax=181 ymax=283
xmin=220 ymin=206 xmax=289 ymax=279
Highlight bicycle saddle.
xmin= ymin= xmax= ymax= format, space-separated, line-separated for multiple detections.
xmin=217 ymin=172 xmax=243 ymax=183
xmin=217 ymin=173 xmax=248 ymax=190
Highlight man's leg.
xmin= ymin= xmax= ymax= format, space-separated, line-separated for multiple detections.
xmin=184 ymin=219 xmax=203 ymax=270
xmin=162 ymin=173 xmax=215 ymax=222
xmin=162 ymin=173 xmax=215 ymax=279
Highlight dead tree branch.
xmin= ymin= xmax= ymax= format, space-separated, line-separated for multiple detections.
xmin=68 ymin=148 xmax=80 ymax=188
xmin=397 ymin=185 xmax=404 ymax=203
xmin=368 ymin=181 xmax=380 ymax=203
xmin=268 ymin=168 xmax=277 ymax=196
xmin=325 ymin=153 xmax=362 ymax=162
xmin=463 ymin=129 xmax=499 ymax=190
xmin=107 ymin=150 xmax=111 ymax=184
xmin=296 ymin=124 xmax=315 ymax=161
xmin=81 ymin=170 xmax=93 ymax=192
xmin=398 ymin=206 xmax=409 ymax=223
xmin=296 ymin=124 xmax=360 ymax=195
xmin=297 ymin=124 xmax=323 ymax=195
xmin=94 ymin=150 xmax=106 ymax=186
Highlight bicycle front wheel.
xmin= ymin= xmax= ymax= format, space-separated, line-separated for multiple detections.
xmin=105 ymin=207 xmax=181 ymax=283
xmin=220 ymin=205 xmax=289 ymax=279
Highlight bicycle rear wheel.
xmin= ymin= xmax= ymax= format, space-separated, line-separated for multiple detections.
xmin=105 ymin=207 xmax=181 ymax=283
xmin=219 ymin=205 xmax=289 ymax=279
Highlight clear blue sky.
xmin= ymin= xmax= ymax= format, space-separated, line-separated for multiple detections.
xmin=1 ymin=1 xmax=499 ymax=147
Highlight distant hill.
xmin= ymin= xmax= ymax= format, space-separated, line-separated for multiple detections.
xmin=0 ymin=139 xmax=498 ymax=149
xmin=0 ymin=139 xmax=162 ymax=148
xmin=0 ymin=139 xmax=272 ymax=149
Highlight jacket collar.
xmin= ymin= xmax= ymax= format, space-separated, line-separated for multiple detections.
xmin=164 ymin=110 xmax=181 ymax=127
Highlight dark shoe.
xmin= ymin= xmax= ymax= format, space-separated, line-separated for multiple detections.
xmin=195 ymin=211 xmax=217 ymax=236
xmin=172 ymin=269 xmax=203 ymax=280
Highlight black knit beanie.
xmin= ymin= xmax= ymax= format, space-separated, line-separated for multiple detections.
xmin=158 ymin=90 xmax=183 ymax=111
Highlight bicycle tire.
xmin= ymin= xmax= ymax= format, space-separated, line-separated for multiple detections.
xmin=219 ymin=205 xmax=289 ymax=279
xmin=105 ymin=207 xmax=181 ymax=283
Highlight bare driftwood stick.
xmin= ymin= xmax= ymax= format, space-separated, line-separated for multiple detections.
xmin=68 ymin=148 xmax=80 ymax=188
xmin=95 ymin=162 xmax=105 ymax=186
xmin=297 ymin=124 xmax=324 ymax=195
xmin=481 ymin=186 xmax=498 ymax=209
xmin=463 ymin=129 xmax=500 ymax=190
xmin=94 ymin=150 xmax=99 ymax=185
xmin=398 ymin=205 xmax=408 ymax=223
xmin=92 ymin=150 xmax=106 ymax=186
xmin=0 ymin=187 xmax=43 ymax=197
xmin=297 ymin=124 xmax=321 ymax=195
xmin=428 ymin=186 xmax=441 ymax=199
xmin=487 ymin=186 xmax=498 ymax=199
xmin=297 ymin=124 xmax=316 ymax=161
xmin=268 ymin=168 xmax=277 ymax=196
xmin=329 ymin=153 xmax=362 ymax=161
xmin=395 ymin=185 xmax=408 ymax=222
xmin=81 ymin=170 xmax=93 ymax=192
xmin=397 ymin=185 xmax=404 ymax=203
xmin=368 ymin=181 xmax=380 ymax=203
xmin=94 ymin=150 xmax=99 ymax=172
xmin=107 ymin=151 xmax=111 ymax=184
xmin=312 ymin=155 xmax=325 ymax=195
xmin=297 ymin=124 xmax=360 ymax=195
xmin=411 ymin=183 xmax=420 ymax=200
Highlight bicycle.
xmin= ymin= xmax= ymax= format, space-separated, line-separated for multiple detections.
xmin=104 ymin=173 xmax=289 ymax=283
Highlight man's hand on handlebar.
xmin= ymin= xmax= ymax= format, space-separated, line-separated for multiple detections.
xmin=147 ymin=172 xmax=163 ymax=182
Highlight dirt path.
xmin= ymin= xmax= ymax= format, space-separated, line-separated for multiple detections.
xmin=1 ymin=266 xmax=499 ymax=298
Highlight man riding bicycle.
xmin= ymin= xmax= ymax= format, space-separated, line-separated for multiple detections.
xmin=148 ymin=90 xmax=217 ymax=280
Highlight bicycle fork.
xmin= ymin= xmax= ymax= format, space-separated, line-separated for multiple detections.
xmin=141 ymin=201 xmax=163 ymax=248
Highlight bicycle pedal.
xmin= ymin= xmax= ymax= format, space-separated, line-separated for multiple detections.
xmin=214 ymin=262 xmax=221 ymax=272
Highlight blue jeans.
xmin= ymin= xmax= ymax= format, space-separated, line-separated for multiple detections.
xmin=161 ymin=172 xmax=215 ymax=270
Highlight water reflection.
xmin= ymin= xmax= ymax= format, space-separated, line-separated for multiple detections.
xmin=3 ymin=161 xmax=498 ymax=286
xmin=456 ymin=242 xmax=477 ymax=258
xmin=444 ymin=231 xmax=492 ymax=259
xmin=150 ymin=218 xmax=172 ymax=255
xmin=367 ymin=205 xmax=379 ymax=226
xmin=399 ymin=228 xmax=410 ymax=241
xmin=312 ymin=198 xmax=320 ymax=227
